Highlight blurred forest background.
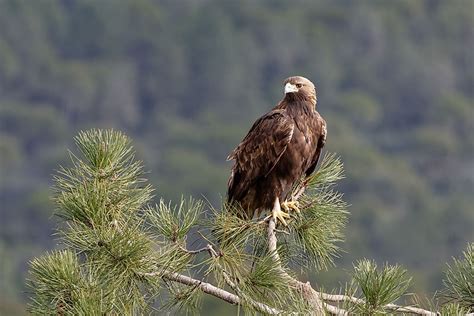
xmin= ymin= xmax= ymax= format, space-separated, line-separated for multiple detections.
xmin=0 ymin=0 xmax=473 ymax=314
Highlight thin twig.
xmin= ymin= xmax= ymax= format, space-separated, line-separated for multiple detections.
xmin=292 ymin=179 xmax=308 ymax=201
xmin=274 ymin=228 xmax=290 ymax=235
xmin=206 ymin=244 xmax=219 ymax=257
xmin=384 ymin=303 xmax=438 ymax=315
xmin=179 ymin=245 xmax=210 ymax=255
xmin=320 ymin=293 xmax=437 ymax=315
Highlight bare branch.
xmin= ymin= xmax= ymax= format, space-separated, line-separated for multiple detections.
xmin=318 ymin=282 xmax=438 ymax=315
xmin=162 ymin=271 xmax=240 ymax=305
xmin=179 ymin=245 xmax=210 ymax=255
xmin=384 ymin=303 xmax=438 ymax=315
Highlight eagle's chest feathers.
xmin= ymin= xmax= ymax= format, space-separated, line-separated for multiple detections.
xmin=285 ymin=104 xmax=318 ymax=166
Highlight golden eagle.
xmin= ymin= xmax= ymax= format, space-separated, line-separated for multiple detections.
xmin=227 ymin=76 xmax=327 ymax=225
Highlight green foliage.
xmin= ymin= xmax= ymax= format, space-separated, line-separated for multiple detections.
xmin=206 ymin=213 xmax=257 ymax=289
xmin=211 ymin=205 xmax=265 ymax=248
xmin=54 ymin=129 xmax=153 ymax=226
xmin=306 ymin=152 xmax=345 ymax=188
xmin=349 ymin=260 xmax=412 ymax=315
xmin=145 ymin=198 xmax=205 ymax=279
xmin=147 ymin=198 xmax=202 ymax=242
xmin=161 ymin=281 xmax=202 ymax=315
xmin=439 ymin=302 xmax=470 ymax=315
xmin=28 ymin=250 xmax=82 ymax=315
xmin=441 ymin=242 xmax=474 ymax=312
xmin=240 ymin=253 xmax=302 ymax=313
xmin=287 ymin=153 xmax=348 ymax=270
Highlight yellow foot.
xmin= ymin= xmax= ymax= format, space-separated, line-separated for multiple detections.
xmin=272 ymin=207 xmax=291 ymax=226
xmin=262 ymin=197 xmax=292 ymax=226
xmin=281 ymin=200 xmax=300 ymax=214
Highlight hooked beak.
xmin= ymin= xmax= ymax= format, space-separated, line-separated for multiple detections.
xmin=284 ymin=82 xmax=298 ymax=94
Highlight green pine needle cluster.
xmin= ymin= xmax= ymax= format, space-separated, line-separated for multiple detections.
xmin=240 ymin=253 xmax=306 ymax=312
xmin=147 ymin=198 xmax=202 ymax=243
xmin=28 ymin=250 xmax=82 ymax=315
xmin=442 ymin=242 xmax=474 ymax=312
xmin=307 ymin=152 xmax=345 ymax=188
xmin=54 ymin=129 xmax=153 ymax=226
xmin=201 ymin=208 xmax=308 ymax=314
xmin=161 ymin=280 xmax=202 ymax=315
xmin=347 ymin=259 xmax=412 ymax=314
xmin=439 ymin=302 xmax=470 ymax=315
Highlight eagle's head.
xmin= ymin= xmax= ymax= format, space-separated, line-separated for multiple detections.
xmin=283 ymin=76 xmax=317 ymax=105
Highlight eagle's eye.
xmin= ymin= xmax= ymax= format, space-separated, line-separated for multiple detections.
xmin=296 ymin=83 xmax=303 ymax=88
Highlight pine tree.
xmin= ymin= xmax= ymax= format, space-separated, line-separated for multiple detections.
xmin=28 ymin=129 xmax=473 ymax=315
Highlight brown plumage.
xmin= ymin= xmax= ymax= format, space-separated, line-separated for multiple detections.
xmin=227 ymin=76 xmax=327 ymax=223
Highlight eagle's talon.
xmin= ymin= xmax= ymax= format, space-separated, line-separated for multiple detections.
xmin=272 ymin=208 xmax=290 ymax=226
xmin=281 ymin=200 xmax=301 ymax=214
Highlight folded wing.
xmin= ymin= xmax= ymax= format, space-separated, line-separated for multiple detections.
xmin=227 ymin=109 xmax=295 ymax=204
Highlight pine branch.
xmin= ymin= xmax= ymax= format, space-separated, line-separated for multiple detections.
xmin=441 ymin=242 xmax=474 ymax=311
xmin=350 ymin=259 xmax=413 ymax=314
xmin=160 ymin=271 xmax=240 ymax=305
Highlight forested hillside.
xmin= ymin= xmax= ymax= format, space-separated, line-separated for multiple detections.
xmin=0 ymin=0 xmax=473 ymax=313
